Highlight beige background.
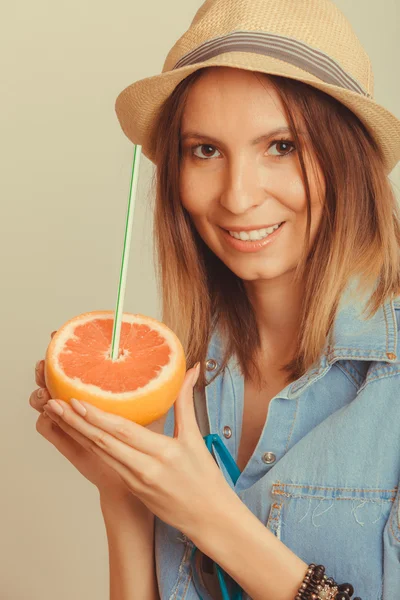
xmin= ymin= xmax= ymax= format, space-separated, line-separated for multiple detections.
xmin=1 ymin=1 xmax=399 ymax=598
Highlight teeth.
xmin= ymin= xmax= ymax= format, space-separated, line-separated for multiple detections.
xmin=228 ymin=223 xmax=281 ymax=241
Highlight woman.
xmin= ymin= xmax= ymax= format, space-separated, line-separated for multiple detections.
xmin=31 ymin=0 xmax=400 ymax=598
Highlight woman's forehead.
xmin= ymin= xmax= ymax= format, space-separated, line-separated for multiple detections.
xmin=185 ymin=67 xmax=278 ymax=101
xmin=181 ymin=68 xmax=305 ymax=131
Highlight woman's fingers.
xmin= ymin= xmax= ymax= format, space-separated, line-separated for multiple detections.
xmin=45 ymin=400 xmax=159 ymax=473
xmin=34 ymin=330 xmax=57 ymax=387
xmin=40 ymin=407 xmax=94 ymax=451
xmin=37 ymin=410 xmax=111 ymax=469
xmin=36 ymin=411 xmax=99 ymax=469
xmin=59 ymin=399 xmax=168 ymax=457
xmin=33 ymin=331 xmax=57 ymax=407
xmin=35 ymin=361 xmax=44 ymax=388
xmin=36 ymin=403 xmax=142 ymax=491
xmin=30 ymin=387 xmax=50 ymax=413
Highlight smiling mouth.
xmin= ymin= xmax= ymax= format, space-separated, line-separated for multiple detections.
xmin=221 ymin=222 xmax=285 ymax=241
xmin=220 ymin=222 xmax=284 ymax=232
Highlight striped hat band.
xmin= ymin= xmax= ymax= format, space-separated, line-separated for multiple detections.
xmin=173 ymin=30 xmax=372 ymax=99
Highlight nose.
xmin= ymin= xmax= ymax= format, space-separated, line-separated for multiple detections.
xmin=219 ymin=154 xmax=264 ymax=214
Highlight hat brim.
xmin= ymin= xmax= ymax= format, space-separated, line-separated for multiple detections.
xmin=115 ymin=53 xmax=400 ymax=174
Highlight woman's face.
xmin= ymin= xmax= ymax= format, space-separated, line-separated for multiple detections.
xmin=179 ymin=67 xmax=325 ymax=282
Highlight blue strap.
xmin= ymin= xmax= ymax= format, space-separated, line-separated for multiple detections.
xmin=190 ymin=434 xmax=243 ymax=600
xmin=204 ymin=434 xmax=242 ymax=483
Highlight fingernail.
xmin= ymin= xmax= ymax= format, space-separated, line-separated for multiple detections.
xmin=192 ymin=362 xmax=201 ymax=386
xmin=37 ymin=388 xmax=44 ymax=398
xmin=70 ymin=398 xmax=87 ymax=417
xmin=47 ymin=399 xmax=64 ymax=416
xmin=35 ymin=360 xmax=42 ymax=371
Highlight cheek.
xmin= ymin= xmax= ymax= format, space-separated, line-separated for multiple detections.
xmin=179 ymin=172 xmax=199 ymax=213
xmin=278 ymin=177 xmax=308 ymax=219
xmin=180 ymin=193 xmax=204 ymax=218
xmin=288 ymin=176 xmax=305 ymax=196
xmin=180 ymin=174 xmax=213 ymax=218
xmin=285 ymin=168 xmax=325 ymax=216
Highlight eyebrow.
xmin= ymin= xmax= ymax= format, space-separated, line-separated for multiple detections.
xmin=180 ymin=126 xmax=300 ymax=145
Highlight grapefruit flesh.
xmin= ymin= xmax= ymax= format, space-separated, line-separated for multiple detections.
xmin=44 ymin=311 xmax=186 ymax=425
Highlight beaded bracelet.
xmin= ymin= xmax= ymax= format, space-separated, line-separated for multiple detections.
xmin=295 ymin=563 xmax=362 ymax=600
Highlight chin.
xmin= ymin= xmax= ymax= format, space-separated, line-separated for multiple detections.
xmin=232 ymin=261 xmax=293 ymax=281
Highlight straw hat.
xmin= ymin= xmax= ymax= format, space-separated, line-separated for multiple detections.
xmin=114 ymin=0 xmax=400 ymax=174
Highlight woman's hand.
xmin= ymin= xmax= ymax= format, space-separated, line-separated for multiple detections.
xmin=42 ymin=363 xmax=235 ymax=537
xmin=31 ymin=331 xmax=166 ymax=500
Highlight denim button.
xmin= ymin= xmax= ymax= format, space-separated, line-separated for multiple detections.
xmin=262 ymin=452 xmax=276 ymax=464
xmin=206 ymin=358 xmax=217 ymax=371
xmin=223 ymin=426 xmax=232 ymax=439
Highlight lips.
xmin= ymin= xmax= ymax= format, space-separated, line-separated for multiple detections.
xmin=220 ymin=221 xmax=286 ymax=253
xmin=221 ymin=221 xmax=285 ymax=233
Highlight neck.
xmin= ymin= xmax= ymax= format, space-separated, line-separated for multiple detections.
xmin=244 ymin=271 xmax=303 ymax=364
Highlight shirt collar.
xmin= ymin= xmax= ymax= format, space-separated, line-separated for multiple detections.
xmin=326 ymin=285 xmax=398 ymax=364
xmin=207 ymin=280 xmax=399 ymax=388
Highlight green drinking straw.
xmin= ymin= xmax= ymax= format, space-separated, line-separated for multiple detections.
xmin=110 ymin=144 xmax=142 ymax=361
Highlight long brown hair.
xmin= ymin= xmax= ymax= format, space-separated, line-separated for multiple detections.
xmin=148 ymin=67 xmax=400 ymax=390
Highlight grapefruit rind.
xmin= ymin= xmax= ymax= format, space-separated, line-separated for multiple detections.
xmin=48 ymin=311 xmax=183 ymax=398
xmin=44 ymin=311 xmax=186 ymax=425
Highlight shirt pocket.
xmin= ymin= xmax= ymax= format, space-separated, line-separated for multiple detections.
xmin=265 ymin=480 xmax=396 ymax=599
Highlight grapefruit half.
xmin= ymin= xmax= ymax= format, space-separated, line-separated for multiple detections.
xmin=44 ymin=311 xmax=186 ymax=425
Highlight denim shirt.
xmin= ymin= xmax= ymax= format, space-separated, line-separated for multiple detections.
xmin=155 ymin=286 xmax=400 ymax=600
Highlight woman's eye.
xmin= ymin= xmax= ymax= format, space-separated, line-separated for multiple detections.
xmin=269 ymin=139 xmax=296 ymax=158
xmin=192 ymin=144 xmax=221 ymax=160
